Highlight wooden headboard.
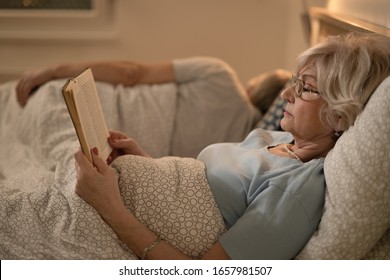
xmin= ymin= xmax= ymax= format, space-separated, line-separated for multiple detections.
xmin=309 ymin=7 xmax=390 ymax=45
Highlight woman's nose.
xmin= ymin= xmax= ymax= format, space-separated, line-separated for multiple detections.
xmin=280 ymin=85 xmax=295 ymax=102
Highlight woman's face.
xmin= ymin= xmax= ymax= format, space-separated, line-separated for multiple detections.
xmin=280 ymin=67 xmax=334 ymax=143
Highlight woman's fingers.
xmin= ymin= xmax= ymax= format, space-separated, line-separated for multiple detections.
xmin=108 ymin=130 xmax=128 ymax=140
xmin=91 ymin=147 xmax=111 ymax=175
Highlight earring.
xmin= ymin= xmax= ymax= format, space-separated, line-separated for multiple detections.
xmin=334 ymin=131 xmax=342 ymax=138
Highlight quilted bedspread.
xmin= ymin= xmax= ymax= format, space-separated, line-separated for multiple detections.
xmin=0 ymin=56 xmax=260 ymax=259
xmin=0 ymin=79 xmax=228 ymax=259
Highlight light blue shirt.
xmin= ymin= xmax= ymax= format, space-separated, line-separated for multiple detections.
xmin=197 ymin=129 xmax=325 ymax=259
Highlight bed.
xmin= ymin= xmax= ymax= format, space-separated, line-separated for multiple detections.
xmin=0 ymin=56 xmax=263 ymax=259
xmin=0 ymin=7 xmax=389 ymax=259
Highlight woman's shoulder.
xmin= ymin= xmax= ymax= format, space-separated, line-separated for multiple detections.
xmin=244 ymin=128 xmax=293 ymax=146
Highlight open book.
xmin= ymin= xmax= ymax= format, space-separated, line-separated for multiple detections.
xmin=62 ymin=68 xmax=112 ymax=163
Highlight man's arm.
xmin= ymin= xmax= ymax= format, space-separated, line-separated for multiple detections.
xmin=16 ymin=60 xmax=175 ymax=107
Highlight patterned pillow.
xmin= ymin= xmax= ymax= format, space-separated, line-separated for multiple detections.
xmin=255 ymin=96 xmax=286 ymax=131
xmin=296 ymin=76 xmax=390 ymax=259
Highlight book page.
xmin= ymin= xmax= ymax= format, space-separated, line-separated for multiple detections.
xmin=72 ymin=69 xmax=112 ymax=162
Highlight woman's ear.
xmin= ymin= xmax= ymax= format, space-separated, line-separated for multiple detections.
xmin=333 ymin=116 xmax=345 ymax=138
xmin=327 ymin=115 xmax=344 ymax=140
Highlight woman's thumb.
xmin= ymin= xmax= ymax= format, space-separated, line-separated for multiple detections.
xmin=91 ymin=147 xmax=109 ymax=173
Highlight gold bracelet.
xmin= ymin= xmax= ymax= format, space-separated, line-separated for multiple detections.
xmin=140 ymin=237 xmax=162 ymax=260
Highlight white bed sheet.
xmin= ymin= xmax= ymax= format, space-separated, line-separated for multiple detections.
xmin=0 ymin=57 xmax=259 ymax=259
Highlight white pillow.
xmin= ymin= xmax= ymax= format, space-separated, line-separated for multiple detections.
xmin=296 ymin=76 xmax=390 ymax=259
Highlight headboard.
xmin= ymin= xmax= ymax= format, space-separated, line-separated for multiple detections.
xmin=309 ymin=7 xmax=390 ymax=45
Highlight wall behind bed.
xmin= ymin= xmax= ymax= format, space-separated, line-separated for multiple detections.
xmin=0 ymin=0 xmax=326 ymax=85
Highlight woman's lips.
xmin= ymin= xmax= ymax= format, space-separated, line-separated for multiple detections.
xmin=284 ymin=110 xmax=292 ymax=117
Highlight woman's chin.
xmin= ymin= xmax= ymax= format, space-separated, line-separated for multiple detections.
xmin=280 ymin=118 xmax=287 ymax=132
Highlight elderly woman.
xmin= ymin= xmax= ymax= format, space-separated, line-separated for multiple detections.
xmin=7 ymin=32 xmax=390 ymax=260
xmin=70 ymin=32 xmax=390 ymax=260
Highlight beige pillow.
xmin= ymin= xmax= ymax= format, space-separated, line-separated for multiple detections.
xmin=296 ymin=76 xmax=390 ymax=259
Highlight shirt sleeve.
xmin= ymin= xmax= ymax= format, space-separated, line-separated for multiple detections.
xmin=169 ymin=57 xmax=261 ymax=157
xmin=219 ymin=161 xmax=325 ymax=260
xmin=172 ymin=56 xmax=239 ymax=84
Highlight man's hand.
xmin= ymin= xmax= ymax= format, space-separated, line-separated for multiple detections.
xmin=16 ymin=66 xmax=55 ymax=107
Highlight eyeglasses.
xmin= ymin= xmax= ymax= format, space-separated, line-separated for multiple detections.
xmin=288 ymin=74 xmax=321 ymax=100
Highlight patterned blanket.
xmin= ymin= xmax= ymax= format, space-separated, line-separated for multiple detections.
xmin=0 ymin=80 xmax=225 ymax=259
xmin=0 ymin=57 xmax=261 ymax=259
xmin=0 ymin=154 xmax=225 ymax=259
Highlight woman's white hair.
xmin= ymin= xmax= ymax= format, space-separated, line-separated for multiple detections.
xmin=296 ymin=32 xmax=390 ymax=131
